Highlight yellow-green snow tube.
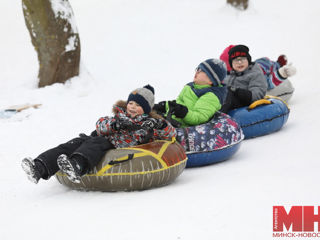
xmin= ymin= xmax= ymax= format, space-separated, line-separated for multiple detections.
xmin=56 ymin=139 xmax=187 ymax=191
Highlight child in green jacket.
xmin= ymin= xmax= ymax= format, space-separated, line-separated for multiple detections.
xmin=154 ymin=59 xmax=227 ymax=128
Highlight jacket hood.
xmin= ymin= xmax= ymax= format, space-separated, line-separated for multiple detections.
xmin=112 ymin=100 xmax=127 ymax=114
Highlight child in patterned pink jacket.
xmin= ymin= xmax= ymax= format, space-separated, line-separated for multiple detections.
xmin=21 ymin=85 xmax=176 ymax=185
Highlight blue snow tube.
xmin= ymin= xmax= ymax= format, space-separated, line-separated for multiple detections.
xmin=186 ymin=142 xmax=242 ymax=167
xmin=228 ymin=96 xmax=290 ymax=139
xmin=175 ymin=112 xmax=244 ymax=167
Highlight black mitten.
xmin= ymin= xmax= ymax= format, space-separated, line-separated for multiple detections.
xmin=110 ymin=120 xmax=122 ymax=131
xmin=111 ymin=118 xmax=133 ymax=131
xmin=153 ymin=101 xmax=166 ymax=113
xmin=235 ymin=88 xmax=252 ymax=105
xmin=154 ymin=119 xmax=167 ymax=129
xmin=172 ymin=103 xmax=188 ymax=118
xmin=142 ymin=118 xmax=167 ymax=129
xmin=141 ymin=118 xmax=158 ymax=129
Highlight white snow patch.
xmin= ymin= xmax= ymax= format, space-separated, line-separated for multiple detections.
xmin=65 ymin=35 xmax=78 ymax=52
xmin=50 ymin=0 xmax=78 ymax=33
xmin=22 ymin=3 xmax=37 ymax=38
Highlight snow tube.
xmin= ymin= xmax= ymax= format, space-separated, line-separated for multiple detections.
xmin=56 ymin=139 xmax=187 ymax=191
xmin=228 ymin=96 xmax=290 ymax=139
xmin=266 ymin=80 xmax=294 ymax=102
xmin=176 ymin=112 xmax=244 ymax=167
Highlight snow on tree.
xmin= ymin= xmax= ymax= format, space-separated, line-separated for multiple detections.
xmin=22 ymin=0 xmax=80 ymax=87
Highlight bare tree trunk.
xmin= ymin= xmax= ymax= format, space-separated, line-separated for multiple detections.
xmin=22 ymin=0 xmax=80 ymax=87
xmin=227 ymin=0 xmax=249 ymax=10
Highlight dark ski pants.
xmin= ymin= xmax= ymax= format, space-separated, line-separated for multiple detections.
xmin=220 ymin=90 xmax=248 ymax=113
xmin=35 ymin=134 xmax=114 ymax=179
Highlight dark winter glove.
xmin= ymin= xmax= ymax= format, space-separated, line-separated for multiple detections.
xmin=156 ymin=119 xmax=167 ymax=129
xmin=141 ymin=118 xmax=167 ymax=130
xmin=111 ymin=118 xmax=134 ymax=131
xmin=153 ymin=101 xmax=166 ymax=113
xmin=110 ymin=120 xmax=122 ymax=131
xmin=234 ymin=88 xmax=252 ymax=105
xmin=141 ymin=118 xmax=158 ymax=129
xmin=169 ymin=101 xmax=188 ymax=119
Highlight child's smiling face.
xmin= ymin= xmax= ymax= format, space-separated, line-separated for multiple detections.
xmin=193 ymin=69 xmax=212 ymax=85
xmin=232 ymin=57 xmax=249 ymax=72
xmin=126 ymin=101 xmax=144 ymax=118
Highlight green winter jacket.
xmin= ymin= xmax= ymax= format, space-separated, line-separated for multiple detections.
xmin=166 ymin=83 xmax=223 ymax=128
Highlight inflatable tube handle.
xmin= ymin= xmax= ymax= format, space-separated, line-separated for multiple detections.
xmin=108 ymin=153 xmax=135 ymax=165
xmin=265 ymin=95 xmax=290 ymax=109
xmin=247 ymin=99 xmax=272 ymax=111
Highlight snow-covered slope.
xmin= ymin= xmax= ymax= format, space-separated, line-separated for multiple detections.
xmin=0 ymin=0 xmax=319 ymax=239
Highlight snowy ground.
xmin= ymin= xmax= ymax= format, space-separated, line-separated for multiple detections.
xmin=0 ymin=0 xmax=319 ymax=239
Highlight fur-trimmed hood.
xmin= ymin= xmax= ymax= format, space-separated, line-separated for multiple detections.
xmin=112 ymin=100 xmax=163 ymax=119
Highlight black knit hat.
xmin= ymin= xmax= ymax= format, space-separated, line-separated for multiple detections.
xmin=127 ymin=85 xmax=155 ymax=114
xmin=228 ymin=45 xmax=252 ymax=67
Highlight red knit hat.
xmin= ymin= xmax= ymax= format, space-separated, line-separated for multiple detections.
xmin=219 ymin=45 xmax=235 ymax=72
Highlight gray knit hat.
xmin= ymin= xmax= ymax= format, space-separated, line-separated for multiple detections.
xmin=127 ymin=85 xmax=155 ymax=114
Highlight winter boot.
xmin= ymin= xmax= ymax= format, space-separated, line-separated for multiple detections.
xmin=277 ymin=55 xmax=287 ymax=67
xmin=21 ymin=157 xmax=42 ymax=184
xmin=57 ymin=154 xmax=83 ymax=183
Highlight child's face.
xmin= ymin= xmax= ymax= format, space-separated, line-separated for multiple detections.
xmin=193 ymin=69 xmax=212 ymax=85
xmin=126 ymin=101 xmax=144 ymax=118
xmin=232 ymin=57 xmax=249 ymax=72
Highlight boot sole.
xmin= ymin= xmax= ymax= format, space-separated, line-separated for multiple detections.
xmin=57 ymin=155 xmax=81 ymax=184
xmin=21 ymin=158 xmax=39 ymax=184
